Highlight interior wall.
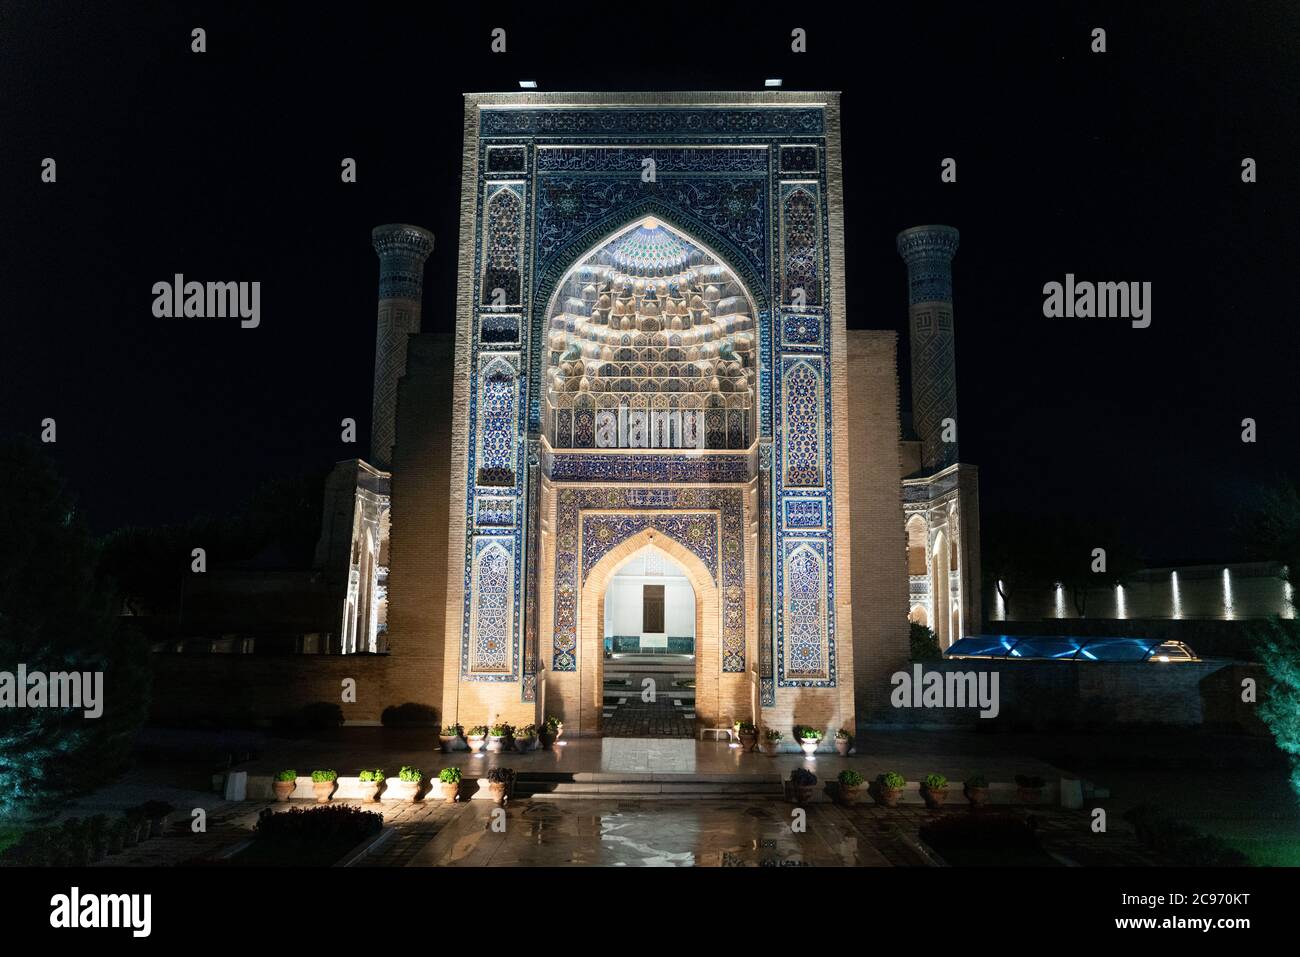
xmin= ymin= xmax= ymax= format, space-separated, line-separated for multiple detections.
xmin=604 ymin=577 xmax=695 ymax=636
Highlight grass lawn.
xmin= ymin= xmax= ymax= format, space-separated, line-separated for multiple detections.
xmin=1222 ymin=837 xmax=1300 ymax=867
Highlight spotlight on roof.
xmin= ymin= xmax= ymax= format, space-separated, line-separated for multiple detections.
xmin=519 ymin=79 xmax=538 ymax=89
xmin=764 ymin=78 xmax=783 ymax=87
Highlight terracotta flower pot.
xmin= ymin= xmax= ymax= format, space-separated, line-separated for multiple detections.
xmin=835 ymin=738 xmax=850 ymax=756
xmin=438 ymin=781 xmax=459 ymax=804
xmin=359 ymin=781 xmax=382 ymax=803
xmin=384 ymin=779 xmax=421 ymax=802
xmin=763 ymin=742 xmax=783 ymax=755
xmin=921 ymin=786 xmax=948 ymax=809
xmin=439 ymin=735 xmax=457 ymax=752
xmin=312 ymin=781 xmax=335 ymax=804
xmin=514 ymin=736 xmax=535 ymax=752
xmin=792 ymin=785 xmax=815 ymax=804
xmin=467 ymin=735 xmax=486 ymax=754
xmin=739 ymin=732 xmax=758 ymax=752
xmin=839 ymin=784 xmax=861 ymax=806
xmin=964 ymin=786 xmax=990 ymax=807
xmin=1017 ymin=787 xmax=1042 ymax=805
xmin=489 ymin=782 xmax=509 ymax=805
xmin=874 ymin=786 xmax=903 ymax=808
xmin=800 ymin=739 xmax=819 ymax=756
xmin=273 ymin=780 xmax=296 ymax=802
xmin=538 ymin=731 xmax=555 ymax=750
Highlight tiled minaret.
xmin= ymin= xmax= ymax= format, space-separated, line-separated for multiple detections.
xmin=371 ymin=224 xmax=435 ymax=468
xmin=897 ymin=225 xmax=960 ymax=472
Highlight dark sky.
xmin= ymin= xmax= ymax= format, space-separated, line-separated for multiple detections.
xmin=2 ymin=1 xmax=1296 ymax=565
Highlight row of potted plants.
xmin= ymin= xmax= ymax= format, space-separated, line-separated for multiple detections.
xmin=788 ymin=770 xmax=1049 ymax=807
xmin=438 ymin=716 xmax=564 ymax=753
xmin=273 ymin=765 xmax=520 ymax=806
xmin=0 ymin=802 xmax=177 ymax=866
xmin=729 ymin=724 xmax=855 ymax=755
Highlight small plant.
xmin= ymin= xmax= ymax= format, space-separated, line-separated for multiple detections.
xmin=878 ymin=771 xmax=906 ymax=790
xmin=275 ymin=769 xmax=297 ymax=782
xmin=489 ymin=722 xmax=512 ymax=736
xmin=924 ymin=773 xmax=949 ymax=791
xmin=838 ymin=769 xmax=865 ymax=787
xmin=736 ymin=720 xmax=756 ymax=733
xmin=468 ymin=725 xmax=489 ymax=737
xmin=799 ymin=728 xmax=823 ymax=742
xmin=790 ymin=768 xmax=818 ymax=786
xmin=835 ymin=728 xmax=851 ymax=740
xmin=487 ymin=767 xmax=515 ymax=784
xmin=515 ymin=723 xmax=537 ymax=738
xmin=1015 ymin=774 xmax=1045 ymax=789
xmin=437 ymin=768 xmax=462 ymax=784
xmin=764 ymin=728 xmax=783 ymax=741
xmin=440 ymin=724 xmax=463 ymax=737
xmin=965 ymin=774 xmax=989 ymax=789
xmin=399 ymin=765 xmax=424 ymax=783
xmin=311 ymin=769 xmax=338 ymax=783
xmin=358 ymin=769 xmax=385 ymax=783
xmin=544 ymin=715 xmax=562 ymax=733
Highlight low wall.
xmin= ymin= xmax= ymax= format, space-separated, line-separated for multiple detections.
xmin=148 ymin=652 xmax=441 ymax=727
xmin=869 ymin=659 xmax=1267 ymax=734
xmin=982 ymin=618 xmax=1262 ymax=661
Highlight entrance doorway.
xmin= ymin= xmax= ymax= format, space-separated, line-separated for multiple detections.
xmin=601 ymin=545 xmax=697 ymax=736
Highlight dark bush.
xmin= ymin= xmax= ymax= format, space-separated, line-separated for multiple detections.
xmin=381 ymin=702 xmax=439 ymax=728
xmin=909 ymin=622 xmax=941 ymax=661
xmin=1123 ymin=805 xmax=1248 ymax=866
xmin=253 ymin=805 xmax=382 ymax=845
xmin=920 ymin=812 xmax=1039 ymax=850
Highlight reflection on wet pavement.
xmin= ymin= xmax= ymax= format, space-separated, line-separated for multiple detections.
xmin=407 ymin=798 xmax=899 ymax=867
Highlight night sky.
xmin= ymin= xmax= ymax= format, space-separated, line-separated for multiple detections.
xmin=2 ymin=2 xmax=1296 ymax=565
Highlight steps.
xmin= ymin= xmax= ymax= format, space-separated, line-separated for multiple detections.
xmin=514 ymin=770 xmax=784 ymax=800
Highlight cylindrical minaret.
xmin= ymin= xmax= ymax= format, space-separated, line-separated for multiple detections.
xmin=897 ymin=225 xmax=960 ymax=472
xmin=371 ymin=224 xmax=435 ymax=469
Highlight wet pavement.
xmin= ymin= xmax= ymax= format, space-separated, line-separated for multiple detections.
xmin=407 ymin=797 xmax=908 ymax=867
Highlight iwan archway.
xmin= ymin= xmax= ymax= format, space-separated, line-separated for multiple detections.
xmin=581 ymin=532 xmax=718 ymax=735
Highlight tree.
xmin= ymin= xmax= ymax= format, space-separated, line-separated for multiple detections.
xmin=0 ymin=436 xmax=150 ymax=824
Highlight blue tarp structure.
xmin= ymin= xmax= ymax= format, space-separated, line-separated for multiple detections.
xmin=944 ymin=635 xmax=1198 ymax=662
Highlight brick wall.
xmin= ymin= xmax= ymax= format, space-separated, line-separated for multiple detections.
xmin=846 ymin=330 xmax=911 ymax=726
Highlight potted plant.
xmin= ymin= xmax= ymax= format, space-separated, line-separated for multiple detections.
xmin=1016 ymin=774 xmax=1045 ymax=805
xmin=834 ymin=728 xmax=852 ymax=756
xmin=487 ymin=767 xmax=515 ymax=805
xmin=487 ymin=722 xmax=512 ymax=753
xmin=873 ymin=771 xmax=906 ymax=807
xmin=789 ymin=768 xmax=818 ymax=804
xmin=141 ymin=800 xmax=175 ymax=837
xmin=384 ymin=765 xmax=424 ymax=801
xmin=539 ymin=715 xmax=562 ymax=749
xmin=799 ymin=728 xmax=823 ymax=756
xmin=763 ymin=728 xmax=783 ymax=754
xmin=838 ymin=769 xmax=865 ymax=805
xmin=439 ymin=724 xmax=464 ymax=752
xmin=921 ymin=773 xmax=949 ymax=809
xmin=513 ymin=723 xmax=537 ymax=751
xmin=273 ymin=769 xmax=297 ymax=802
xmin=964 ymin=774 xmax=990 ymax=807
xmin=736 ymin=720 xmax=758 ymax=752
xmin=311 ymin=769 xmax=338 ymax=803
xmin=358 ymin=769 xmax=386 ymax=803
xmin=437 ymin=767 xmax=462 ymax=804
xmin=467 ymin=726 xmax=489 ymax=753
